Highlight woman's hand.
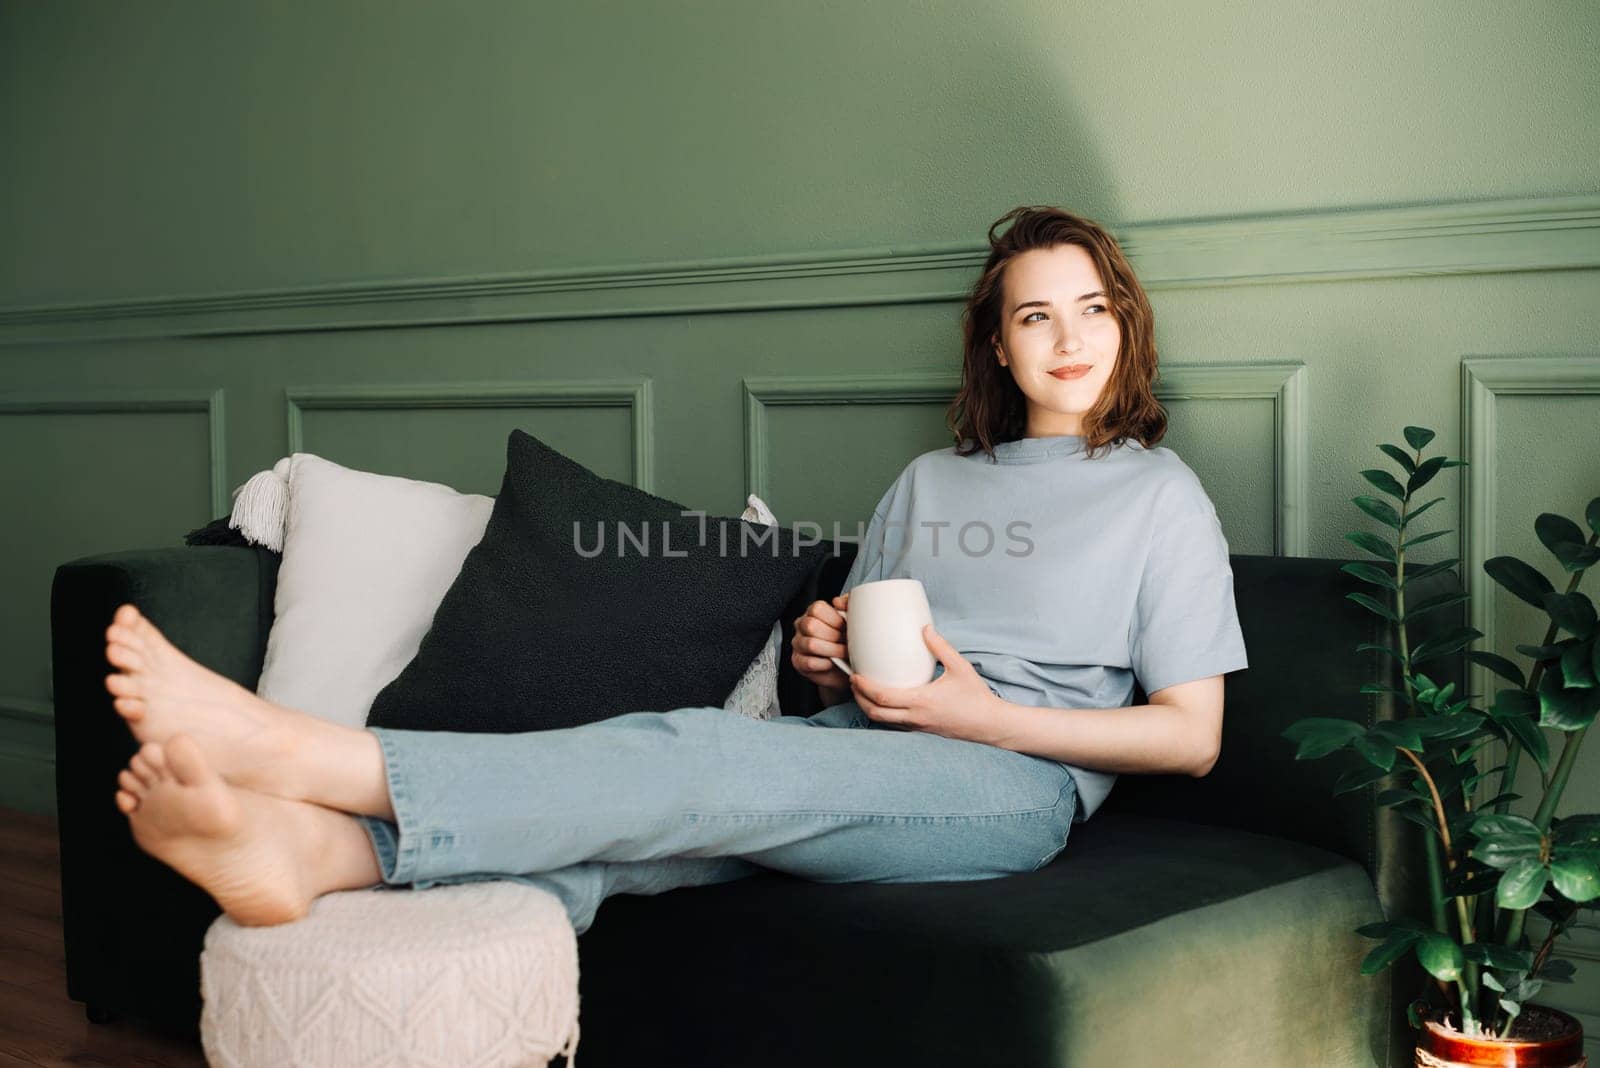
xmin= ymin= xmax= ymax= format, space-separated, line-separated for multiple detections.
xmin=791 ymin=592 xmax=851 ymax=695
xmin=850 ymin=624 xmax=1003 ymax=744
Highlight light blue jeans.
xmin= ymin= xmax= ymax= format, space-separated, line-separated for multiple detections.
xmin=355 ymin=699 xmax=1078 ymax=934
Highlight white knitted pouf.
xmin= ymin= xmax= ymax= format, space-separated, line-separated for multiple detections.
xmin=200 ymin=882 xmax=581 ymax=1068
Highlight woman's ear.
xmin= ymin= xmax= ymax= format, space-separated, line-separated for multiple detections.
xmin=992 ymin=334 xmax=1007 ymax=367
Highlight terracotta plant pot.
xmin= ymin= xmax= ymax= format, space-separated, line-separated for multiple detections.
xmin=1415 ymin=1004 xmax=1587 ymax=1067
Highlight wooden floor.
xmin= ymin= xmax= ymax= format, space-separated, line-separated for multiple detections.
xmin=0 ymin=807 xmax=205 ymax=1067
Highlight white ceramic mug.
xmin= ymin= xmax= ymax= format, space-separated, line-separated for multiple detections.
xmin=828 ymin=578 xmax=938 ymax=687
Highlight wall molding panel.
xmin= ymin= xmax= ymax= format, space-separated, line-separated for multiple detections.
xmin=741 ymin=372 xmax=963 ymax=506
xmin=285 ymin=379 xmax=657 ymax=491
xmin=743 ymin=362 xmax=1308 ymax=555
xmin=2 ymin=194 xmax=1595 ymax=345
xmin=0 ymin=388 xmax=230 ymax=518
xmin=1459 ymin=355 xmax=1600 ymax=728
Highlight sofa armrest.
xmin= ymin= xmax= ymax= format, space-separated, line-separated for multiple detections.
xmin=49 ymin=545 xmax=279 ymax=1029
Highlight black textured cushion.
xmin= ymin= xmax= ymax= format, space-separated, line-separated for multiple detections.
xmin=184 ymin=515 xmax=262 ymax=549
xmin=367 ymin=429 xmax=831 ymax=733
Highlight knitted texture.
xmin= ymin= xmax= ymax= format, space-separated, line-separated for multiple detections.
xmin=200 ymin=882 xmax=581 ymax=1068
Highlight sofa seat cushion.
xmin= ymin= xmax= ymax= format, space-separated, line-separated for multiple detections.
xmin=574 ymin=814 xmax=1388 ymax=1067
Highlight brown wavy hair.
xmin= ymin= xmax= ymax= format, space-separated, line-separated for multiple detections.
xmin=946 ymin=206 xmax=1167 ymax=461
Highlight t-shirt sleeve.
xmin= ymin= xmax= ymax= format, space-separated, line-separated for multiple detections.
xmin=840 ymin=475 xmax=905 ymax=596
xmin=1128 ymin=496 xmax=1249 ymax=695
xmin=839 ymin=503 xmax=889 ymax=596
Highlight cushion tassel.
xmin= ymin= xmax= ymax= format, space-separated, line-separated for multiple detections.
xmin=227 ymin=457 xmax=292 ymax=552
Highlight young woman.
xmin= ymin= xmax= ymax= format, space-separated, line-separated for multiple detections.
xmin=103 ymin=206 xmax=1247 ymax=932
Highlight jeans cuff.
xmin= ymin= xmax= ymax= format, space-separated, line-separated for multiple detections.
xmin=366 ymin=727 xmax=421 ymax=883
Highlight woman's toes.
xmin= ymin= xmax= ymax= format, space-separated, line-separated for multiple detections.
xmin=141 ymin=742 xmax=167 ymax=773
xmin=129 ymin=752 xmax=158 ymax=788
xmin=113 ymin=604 xmax=141 ymax=629
xmin=115 ymin=790 xmax=138 ymax=814
xmin=105 ymin=672 xmax=141 ymax=699
xmin=114 ymin=696 xmax=147 ymax=721
xmin=106 ymin=643 xmax=143 ymax=672
xmin=118 ymin=769 xmax=143 ymax=796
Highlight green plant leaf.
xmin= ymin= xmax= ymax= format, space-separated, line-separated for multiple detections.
xmin=1487 ymin=691 xmax=1550 ymax=778
xmin=1353 ymin=734 xmax=1397 ymax=770
xmin=1462 ymin=943 xmax=1532 ymax=971
xmin=1539 ymin=673 xmax=1596 ymax=732
xmin=1346 ymin=591 xmax=1400 ymax=623
xmin=1353 ymin=495 xmax=1403 ymax=530
xmin=1346 ymin=531 xmax=1397 ymax=561
xmin=1563 ymin=640 xmax=1598 ymax=689
xmin=1377 ymin=443 xmax=1417 ymax=473
xmin=1410 ymin=713 xmax=1483 ymax=742
xmin=1474 ymin=834 xmax=1543 ymax=871
xmin=1403 ymin=426 xmax=1436 ymax=451
xmin=1371 ymin=719 xmax=1426 ymax=750
xmin=1360 ymin=469 xmax=1408 ymax=501
xmin=1537 ymin=513 xmax=1589 ymax=557
xmin=1404 ymin=496 xmax=1446 ymax=527
xmin=1481 ymin=971 xmax=1506 ymax=992
xmin=1485 ymin=556 xmax=1556 ymax=610
xmin=1536 ymin=958 xmax=1575 ymax=984
xmin=1549 ymin=855 xmax=1600 ymax=903
xmin=1405 ymin=590 xmax=1470 ymax=622
xmin=1281 ymin=718 xmax=1365 ymax=759
xmin=1401 ymin=529 xmax=1452 ymax=552
xmin=1356 ymin=642 xmax=1407 ymax=666
xmin=1405 ymin=559 xmax=1459 ymax=583
xmin=1468 ymin=651 xmax=1527 ymax=690
xmin=1588 ymin=496 xmax=1600 ymax=537
xmin=1375 ymin=788 xmax=1423 ymax=808
xmin=1517 ymin=642 xmax=1566 ymax=662
xmin=1407 ymin=455 xmax=1447 ymax=494
xmin=1332 ymin=762 xmax=1392 ymax=796
xmin=1342 ymin=561 xmax=1398 ymax=591
xmin=1361 ymin=932 xmax=1420 ymax=975
xmin=1395 ymin=805 xmax=1445 ymax=839
xmin=1471 ymin=814 xmax=1542 ymax=838
xmin=1553 ymin=542 xmax=1600 ymax=572
xmin=1360 ymin=683 xmax=1409 ymax=697
xmin=1496 ymin=858 xmax=1550 ymax=909
xmin=1543 ymin=592 xmax=1597 ymax=641
xmin=1416 ymin=932 xmax=1465 ymax=981
xmin=1552 ymin=816 xmax=1600 ymax=847
xmin=1411 ymin=625 xmax=1485 ymax=664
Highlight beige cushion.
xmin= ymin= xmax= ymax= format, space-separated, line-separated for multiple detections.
xmin=200 ymin=882 xmax=580 ymax=1067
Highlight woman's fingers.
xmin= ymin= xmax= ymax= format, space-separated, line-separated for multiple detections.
xmin=794 ymin=615 xmax=842 ymax=645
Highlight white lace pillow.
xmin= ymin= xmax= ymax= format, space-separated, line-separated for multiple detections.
xmin=231 ymin=454 xmax=785 ymax=727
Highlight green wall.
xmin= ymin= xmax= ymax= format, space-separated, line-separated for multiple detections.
xmin=2 ymin=1 xmax=1598 ymax=1048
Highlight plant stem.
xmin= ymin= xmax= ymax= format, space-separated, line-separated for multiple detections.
xmin=1393 ymin=463 xmax=1480 ymax=1032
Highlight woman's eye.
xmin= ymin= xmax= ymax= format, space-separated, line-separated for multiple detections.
xmin=1023 ymin=312 xmax=1046 ymax=323
xmin=1086 ymin=304 xmax=1107 ymax=314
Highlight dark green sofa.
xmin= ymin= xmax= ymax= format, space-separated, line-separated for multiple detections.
xmin=51 ymin=543 xmax=1459 ymax=1066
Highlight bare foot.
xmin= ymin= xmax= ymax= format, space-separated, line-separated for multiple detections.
xmin=104 ymin=604 xmax=326 ymax=802
xmin=117 ymin=736 xmax=335 ymax=926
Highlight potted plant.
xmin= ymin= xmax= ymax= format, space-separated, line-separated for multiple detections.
xmin=1283 ymin=425 xmax=1598 ymax=1067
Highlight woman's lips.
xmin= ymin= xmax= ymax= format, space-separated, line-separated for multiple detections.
xmin=1048 ymin=365 xmax=1092 ymax=380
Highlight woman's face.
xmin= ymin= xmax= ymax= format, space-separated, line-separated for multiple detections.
xmin=991 ymin=244 xmax=1122 ymax=437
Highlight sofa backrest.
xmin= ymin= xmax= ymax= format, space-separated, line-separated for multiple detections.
xmin=776 ymin=547 xmax=1460 ymax=913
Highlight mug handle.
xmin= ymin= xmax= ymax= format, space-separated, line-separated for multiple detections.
xmin=830 ymin=609 xmax=852 ymax=675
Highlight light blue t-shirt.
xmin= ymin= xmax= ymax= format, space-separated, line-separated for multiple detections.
xmin=839 ymin=432 xmax=1249 ymax=822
